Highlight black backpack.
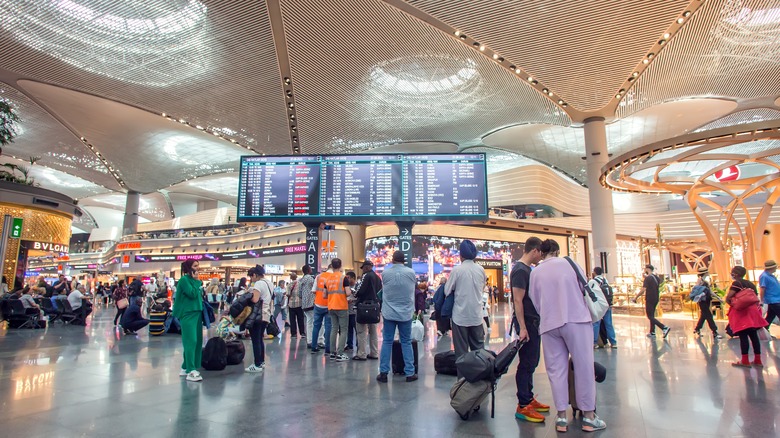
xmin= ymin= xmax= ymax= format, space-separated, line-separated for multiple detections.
xmin=229 ymin=293 xmax=254 ymax=318
xmin=226 ymin=340 xmax=246 ymax=365
xmin=201 ymin=337 xmax=228 ymax=371
xmin=595 ymin=277 xmax=614 ymax=306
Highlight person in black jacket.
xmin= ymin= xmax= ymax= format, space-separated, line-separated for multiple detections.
xmin=128 ymin=277 xmax=144 ymax=299
xmin=433 ymin=277 xmax=451 ymax=336
xmin=121 ymin=297 xmax=150 ymax=335
xmin=352 ymin=260 xmax=381 ymax=361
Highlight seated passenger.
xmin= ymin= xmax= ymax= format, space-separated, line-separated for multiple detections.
xmin=68 ymin=285 xmax=93 ymax=322
xmin=121 ymin=297 xmax=151 ymax=335
xmin=18 ymin=287 xmax=43 ymax=317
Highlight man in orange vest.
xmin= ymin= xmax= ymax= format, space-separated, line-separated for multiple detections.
xmin=326 ymin=258 xmax=353 ymax=362
xmin=310 ymin=263 xmax=333 ymax=355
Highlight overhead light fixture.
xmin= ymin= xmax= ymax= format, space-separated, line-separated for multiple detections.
xmin=683 ymin=11 xmax=691 ymax=17
xmin=527 ymin=76 xmax=534 ymax=82
xmin=492 ymin=54 xmax=498 ymax=60
xmin=663 ymin=32 xmax=671 ymax=39
xmin=677 ymin=17 xmax=685 ymax=24
xmin=643 ymin=59 xmax=649 ymax=64
xmin=479 ymin=45 xmax=486 ymax=51
xmin=459 ymin=34 xmax=467 ymax=40
xmin=284 ymin=77 xmax=291 ymax=85
xmin=515 ymin=68 xmax=521 ymax=74
xmin=454 ymin=30 xmax=461 ymax=36
xmin=542 ymin=88 xmax=549 ymax=93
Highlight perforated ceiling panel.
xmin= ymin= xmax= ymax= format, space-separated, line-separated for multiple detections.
xmin=0 ymin=83 xmax=121 ymax=191
xmin=279 ymin=0 xmax=569 ymax=154
xmin=167 ymin=172 xmax=239 ymax=205
xmin=0 ymin=0 xmax=290 ymax=153
xmin=79 ymin=192 xmax=172 ymax=221
xmin=0 ymin=156 xmax=111 ymax=199
xmin=619 ymin=0 xmax=780 ymax=118
xmin=694 ymin=108 xmax=780 ymax=132
xmin=18 ymin=80 xmax=250 ymax=193
xmin=407 ymin=0 xmax=690 ymax=111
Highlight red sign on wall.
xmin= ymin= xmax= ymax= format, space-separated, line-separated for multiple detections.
xmin=715 ymin=166 xmax=740 ymax=182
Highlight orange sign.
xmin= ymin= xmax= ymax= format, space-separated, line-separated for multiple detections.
xmin=122 ymin=255 xmax=130 ymax=264
xmin=322 ymin=240 xmax=336 ymax=252
xmin=117 ymin=242 xmax=141 ymax=250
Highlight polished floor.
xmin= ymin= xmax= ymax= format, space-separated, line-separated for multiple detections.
xmin=0 ymin=303 xmax=777 ymax=438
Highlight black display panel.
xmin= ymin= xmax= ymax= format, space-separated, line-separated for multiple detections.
xmin=237 ymin=153 xmax=488 ymax=222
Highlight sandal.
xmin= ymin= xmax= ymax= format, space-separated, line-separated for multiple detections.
xmin=731 ymin=361 xmax=751 ymax=368
xmin=556 ymin=417 xmax=568 ymax=433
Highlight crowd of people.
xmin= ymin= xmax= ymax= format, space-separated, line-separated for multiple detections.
xmin=6 ymin=237 xmax=780 ymax=433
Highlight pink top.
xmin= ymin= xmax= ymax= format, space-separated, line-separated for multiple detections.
xmin=528 ymin=257 xmax=592 ymax=334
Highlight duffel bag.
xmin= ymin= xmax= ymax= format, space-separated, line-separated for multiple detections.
xmin=456 ymin=348 xmax=496 ymax=383
xmin=226 ymin=340 xmax=246 ymax=365
xmin=450 ymin=377 xmax=491 ymax=420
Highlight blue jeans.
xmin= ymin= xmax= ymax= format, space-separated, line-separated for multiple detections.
xmin=593 ymin=307 xmax=617 ymax=346
xmin=380 ymin=319 xmax=414 ymax=376
xmin=311 ymin=306 xmax=332 ymax=353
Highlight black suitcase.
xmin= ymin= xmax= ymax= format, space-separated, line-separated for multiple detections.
xmin=434 ymin=350 xmax=458 ymax=375
xmin=392 ymin=340 xmax=419 ymax=374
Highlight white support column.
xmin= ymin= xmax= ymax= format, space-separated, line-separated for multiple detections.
xmin=584 ymin=117 xmax=618 ymax=281
xmin=122 ymin=191 xmax=140 ymax=237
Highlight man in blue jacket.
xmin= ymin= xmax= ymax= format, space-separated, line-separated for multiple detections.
xmin=121 ymin=297 xmax=150 ymax=335
xmin=433 ymin=277 xmax=453 ymax=336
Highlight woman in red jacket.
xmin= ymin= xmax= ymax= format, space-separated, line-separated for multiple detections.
xmin=726 ymin=266 xmax=766 ymax=367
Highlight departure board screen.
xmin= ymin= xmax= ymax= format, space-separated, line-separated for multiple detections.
xmin=237 ymin=153 xmax=487 ymax=222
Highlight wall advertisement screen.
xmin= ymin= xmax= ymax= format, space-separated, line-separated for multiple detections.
xmin=237 ymin=153 xmax=488 ymax=222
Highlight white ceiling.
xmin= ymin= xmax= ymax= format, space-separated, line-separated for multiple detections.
xmin=0 ymin=0 xmax=779 ymax=231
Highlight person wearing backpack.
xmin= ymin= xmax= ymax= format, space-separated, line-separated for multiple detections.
xmin=528 ymin=239 xmax=606 ymax=433
xmin=635 ymin=264 xmax=671 ymax=339
xmin=588 ymin=267 xmax=617 ymax=349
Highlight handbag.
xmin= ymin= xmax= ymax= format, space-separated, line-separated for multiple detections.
xmin=116 ymin=298 xmax=129 ymax=309
xmin=731 ymin=286 xmax=759 ymax=310
xmin=265 ymin=318 xmax=281 ymax=337
xmin=564 ymin=257 xmax=609 ymax=322
xmin=356 ymin=299 xmax=381 ymax=324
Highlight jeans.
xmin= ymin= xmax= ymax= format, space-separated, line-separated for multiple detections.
xmin=329 ymin=309 xmax=349 ymax=355
xmin=380 ymin=319 xmax=415 ymax=376
xmin=592 ymin=307 xmax=617 ymax=345
xmin=249 ymin=320 xmax=268 ymax=366
xmin=311 ymin=306 xmax=331 ymax=352
xmin=273 ymin=305 xmax=288 ymax=323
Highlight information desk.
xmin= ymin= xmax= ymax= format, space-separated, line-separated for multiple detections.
xmin=237 ymin=153 xmax=488 ymax=222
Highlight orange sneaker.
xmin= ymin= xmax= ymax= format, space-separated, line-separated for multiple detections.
xmin=528 ymin=398 xmax=550 ymax=412
xmin=515 ymin=404 xmax=545 ymax=423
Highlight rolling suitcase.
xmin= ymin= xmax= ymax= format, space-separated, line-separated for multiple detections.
xmin=450 ymin=377 xmax=491 ymax=420
xmin=392 ymin=340 xmax=418 ymax=374
xmin=434 ymin=350 xmax=458 ymax=376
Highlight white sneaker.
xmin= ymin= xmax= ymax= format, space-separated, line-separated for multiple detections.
xmin=179 ymin=369 xmax=187 ymax=377
xmin=185 ymin=371 xmax=203 ymax=382
xmin=245 ymin=363 xmax=265 ymax=373
xmin=582 ymin=415 xmax=606 ymax=432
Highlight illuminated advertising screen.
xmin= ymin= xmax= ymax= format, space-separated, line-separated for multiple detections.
xmin=237 ymin=153 xmax=488 ymax=222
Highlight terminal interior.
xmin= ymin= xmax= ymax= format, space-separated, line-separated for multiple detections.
xmin=2 ymin=1 xmax=780 ymax=436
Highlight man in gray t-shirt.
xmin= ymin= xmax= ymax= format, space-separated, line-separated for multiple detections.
xmin=445 ymin=240 xmax=487 ymax=373
xmin=377 ymin=251 xmax=418 ymax=383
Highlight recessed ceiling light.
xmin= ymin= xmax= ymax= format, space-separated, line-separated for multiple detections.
xmin=479 ymin=45 xmax=486 ymax=51
xmin=542 ymin=88 xmax=549 ymax=93
xmin=459 ymin=34 xmax=467 ymax=40
xmin=515 ymin=68 xmax=521 ymax=74
xmin=677 ymin=17 xmax=685 ymax=24
xmin=454 ymin=30 xmax=460 ymax=36
xmin=683 ymin=11 xmax=691 ymax=17
xmin=492 ymin=54 xmax=498 ymax=59
xmin=663 ymin=32 xmax=671 ymax=39
xmin=643 ymin=59 xmax=650 ymax=64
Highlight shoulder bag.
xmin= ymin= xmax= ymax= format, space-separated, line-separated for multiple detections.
xmin=731 ymin=285 xmax=759 ymax=310
xmin=564 ymin=257 xmax=609 ymax=322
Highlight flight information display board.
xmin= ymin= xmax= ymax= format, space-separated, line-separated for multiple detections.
xmin=237 ymin=153 xmax=487 ymax=222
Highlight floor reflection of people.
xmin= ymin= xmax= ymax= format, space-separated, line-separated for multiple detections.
xmin=648 ymin=337 xmax=670 ymax=410
xmin=695 ymin=337 xmax=722 ymax=408
xmin=740 ymin=372 xmax=773 ymax=437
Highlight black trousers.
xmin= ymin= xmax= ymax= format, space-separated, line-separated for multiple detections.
xmin=765 ymin=303 xmax=780 ymax=327
xmin=124 ymin=319 xmax=150 ymax=332
xmin=646 ymin=300 xmax=665 ymax=333
xmin=347 ymin=314 xmax=357 ymax=348
xmin=114 ymin=304 xmax=126 ymax=325
xmin=249 ymin=321 xmax=269 ymax=366
xmin=515 ymin=320 xmax=541 ymax=406
xmin=288 ymin=307 xmax=306 ymax=336
xmin=695 ymin=300 xmax=718 ymax=332
xmin=737 ymin=328 xmax=761 ymax=355
xmin=436 ymin=315 xmax=451 ymax=334
xmin=452 ymin=322 xmax=485 ymax=378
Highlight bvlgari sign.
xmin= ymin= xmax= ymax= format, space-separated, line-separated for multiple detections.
xmin=23 ymin=240 xmax=69 ymax=253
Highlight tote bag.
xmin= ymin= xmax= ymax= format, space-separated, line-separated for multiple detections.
xmin=564 ymin=257 xmax=609 ymax=322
